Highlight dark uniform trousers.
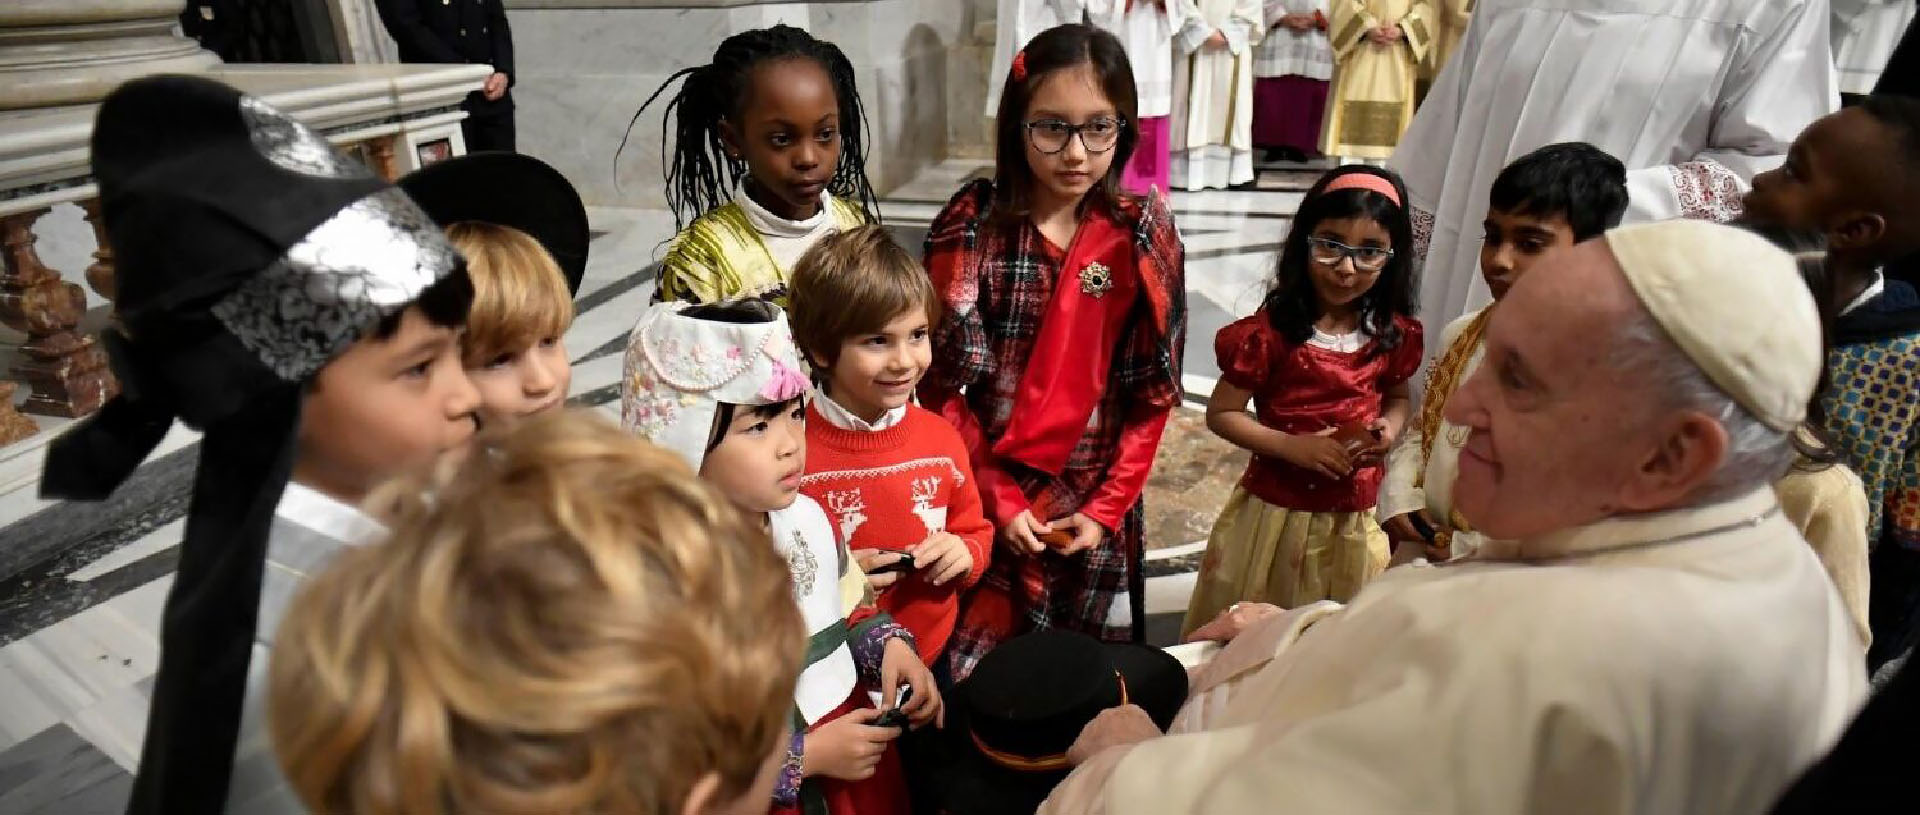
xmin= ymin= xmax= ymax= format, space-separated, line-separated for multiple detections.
xmin=376 ymin=0 xmax=517 ymax=153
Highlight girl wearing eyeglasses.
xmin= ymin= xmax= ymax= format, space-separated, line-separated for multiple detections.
xmin=919 ymin=23 xmax=1187 ymax=679
xmin=1181 ymin=165 xmax=1423 ymax=637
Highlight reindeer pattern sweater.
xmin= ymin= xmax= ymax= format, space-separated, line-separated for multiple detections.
xmin=802 ymin=401 xmax=994 ymax=664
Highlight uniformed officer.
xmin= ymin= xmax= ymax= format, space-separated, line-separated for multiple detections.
xmin=375 ymin=0 xmax=517 ymax=152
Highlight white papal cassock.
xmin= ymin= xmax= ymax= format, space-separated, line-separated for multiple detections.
xmin=1388 ymin=0 xmax=1837 ymax=351
xmin=1039 ymin=488 xmax=1868 ymax=815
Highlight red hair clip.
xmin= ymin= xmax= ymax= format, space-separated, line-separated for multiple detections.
xmin=1011 ymin=50 xmax=1028 ymax=82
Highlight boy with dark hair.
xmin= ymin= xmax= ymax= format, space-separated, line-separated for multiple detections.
xmin=1380 ymin=141 xmax=1629 ymax=561
xmin=40 ymin=75 xmax=480 ymax=813
xmin=1745 ymin=93 xmax=1920 ymax=672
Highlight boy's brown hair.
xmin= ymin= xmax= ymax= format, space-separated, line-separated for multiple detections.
xmin=449 ymin=222 xmax=575 ymax=368
xmin=268 ymin=410 xmax=802 ymax=815
xmin=788 ymin=224 xmax=939 ymax=368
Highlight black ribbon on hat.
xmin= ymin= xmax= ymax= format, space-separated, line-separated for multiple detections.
xmin=43 ymin=324 xmax=302 ymax=814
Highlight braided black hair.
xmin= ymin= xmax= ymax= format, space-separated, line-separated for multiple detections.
xmin=617 ymin=24 xmax=880 ymax=230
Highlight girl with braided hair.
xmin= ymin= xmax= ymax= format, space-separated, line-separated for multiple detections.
xmin=623 ymin=24 xmax=880 ymax=307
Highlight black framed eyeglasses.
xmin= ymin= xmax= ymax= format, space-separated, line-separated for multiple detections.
xmin=1024 ymin=116 xmax=1125 ymax=155
xmin=1307 ymin=237 xmax=1394 ymax=271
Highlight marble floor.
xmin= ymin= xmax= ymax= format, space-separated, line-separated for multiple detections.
xmin=0 ymin=159 xmax=1314 ymax=811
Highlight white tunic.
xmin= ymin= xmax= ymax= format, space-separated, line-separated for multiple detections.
xmin=1254 ymin=0 xmax=1333 ymax=79
xmin=1041 ymin=488 xmax=1868 ymax=815
xmin=988 ymin=0 xmax=1089 ymax=116
xmin=1833 ymin=0 xmax=1916 ymax=94
xmin=768 ymin=495 xmax=861 ymax=725
xmin=1377 ymin=307 xmax=1494 ymax=558
xmin=1171 ymin=0 xmax=1264 ymax=189
xmin=1389 ymin=0 xmax=1838 ymax=345
xmin=1091 ymin=0 xmax=1186 ymax=117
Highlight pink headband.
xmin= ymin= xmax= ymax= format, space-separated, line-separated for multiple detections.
xmin=1321 ymin=173 xmax=1402 ymax=207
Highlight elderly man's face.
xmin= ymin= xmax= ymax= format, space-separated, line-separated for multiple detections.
xmin=1443 ymin=241 xmax=1651 ymax=540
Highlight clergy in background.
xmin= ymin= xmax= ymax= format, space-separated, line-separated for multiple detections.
xmin=1037 ymin=221 xmax=1867 ymax=815
xmin=988 ymin=0 xmax=1087 ymax=116
xmin=1417 ymin=0 xmax=1471 ymax=96
xmin=1390 ymin=0 xmax=1836 ymax=349
xmin=1171 ymin=0 xmax=1264 ymax=190
xmin=1320 ymin=0 xmax=1432 ymax=164
xmin=1092 ymin=0 xmax=1186 ymax=196
xmin=1251 ymin=0 xmax=1333 ymax=163
xmin=1834 ymin=1 xmax=1916 ymax=103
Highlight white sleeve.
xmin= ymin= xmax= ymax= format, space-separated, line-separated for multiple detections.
xmin=1174 ymin=0 xmax=1214 ymax=53
xmin=1626 ymin=0 xmax=1838 ymax=222
xmin=1225 ymin=0 xmax=1264 ymax=52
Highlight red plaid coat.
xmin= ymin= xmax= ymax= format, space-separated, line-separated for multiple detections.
xmin=919 ymin=180 xmax=1186 ymax=679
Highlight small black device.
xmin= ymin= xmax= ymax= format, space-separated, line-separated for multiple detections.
xmin=1407 ymin=512 xmax=1438 ymax=543
xmin=873 ymin=685 xmax=914 ymax=728
xmin=867 ymin=552 xmax=916 ymax=576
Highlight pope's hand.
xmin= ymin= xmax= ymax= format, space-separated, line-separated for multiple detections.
xmin=1067 ymin=705 xmax=1162 ymax=766
xmin=1185 ymin=601 xmax=1283 ymax=644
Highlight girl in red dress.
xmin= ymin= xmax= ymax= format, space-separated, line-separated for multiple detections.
xmin=921 ymin=23 xmax=1187 ymax=681
xmin=1181 ymin=165 xmax=1424 ymax=636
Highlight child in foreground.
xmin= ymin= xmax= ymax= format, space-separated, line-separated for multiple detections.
xmin=269 ymin=411 xmax=804 ymax=815
xmin=42 ymin=74 xmax=480 ymax=813
xmin=622 ymin=298 xmax=940 ymax=815
xmin=1182 ymin=165 xmax=1424 ymax=636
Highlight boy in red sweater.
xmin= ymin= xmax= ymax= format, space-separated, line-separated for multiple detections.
xmin=790 ymin=225 xmax=994 ymax=676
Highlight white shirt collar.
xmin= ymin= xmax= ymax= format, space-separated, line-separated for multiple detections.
xmin=735 ymin=186 xmax=833 ymax=239
xmin=812 ymin=391 xmax=908 ymax=432
xmin=1839 ymin=269 xmax=1886 ymax=317
xmin=274 ymin=481 xmax=387 ymax=545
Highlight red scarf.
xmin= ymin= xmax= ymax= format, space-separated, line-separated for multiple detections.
xmin=992 ymin=205 xmax=1137 ymax=476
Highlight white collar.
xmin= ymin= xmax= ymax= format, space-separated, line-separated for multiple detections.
xmin=813 ymin=390 xmax=908 ymax=432
xmin=1839 ymin=269 xmax=1886 ymax=317
xmin=274 ymin=481 xmax=387 ymax=545
xmin=1474 ymin=488 xmax=1778 ymax=563
xmin=735 ymin=186 xmax=833 ymax=239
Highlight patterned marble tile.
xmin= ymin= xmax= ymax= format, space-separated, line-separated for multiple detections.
xmin=0 ymin=724 xmax=133 ymax=815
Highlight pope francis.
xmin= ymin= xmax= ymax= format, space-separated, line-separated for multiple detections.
xmin=1039 ymin=220 xmax=1868 ymax=815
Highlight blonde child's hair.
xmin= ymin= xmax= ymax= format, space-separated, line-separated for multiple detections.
xmin=449 ymin=222 xmax=576 ymax=369
xmin=787 ymin=224 xmax=939 ymax=368
xmin=268 ymin=410 xmax=802 ymax=815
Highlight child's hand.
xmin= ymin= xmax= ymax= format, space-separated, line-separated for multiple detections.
xmin=910 ymin=531 xmax=974 ymax=587
xmin=1001 ymin=509 xmax=1052 ymax=555
xmin=1354 ymin=417 xmax=1395 ymax=466
xmin=880 ymin=638 xmax=944 ymax=728
xmin=803 ymin=709 xmax=899 ymax=781
xmin=853 ymin=549 xmax=907 ymax=591
xmin=1049 ymin=512 xmax=1108 ymax=555
xmin=1277 ymin=430 xmax=1353 ymax=479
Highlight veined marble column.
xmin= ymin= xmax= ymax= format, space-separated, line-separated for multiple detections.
xmin=0 ymin=1 xmax=221 ymax=111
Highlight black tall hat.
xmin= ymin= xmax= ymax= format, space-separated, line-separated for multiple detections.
xmin=40 ymin=74 xmax=462 ymax=814
xmin=931 ymin=630 xmax=1189 ymax=815
xmin=399 ymin=151 xmax=591 ymax=295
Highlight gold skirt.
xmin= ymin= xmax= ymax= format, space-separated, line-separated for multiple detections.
xmin=1181 ymin=486 xmax=1389 ymax=637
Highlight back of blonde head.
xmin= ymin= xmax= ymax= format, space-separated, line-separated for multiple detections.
xmin=269 ymin=410 xmax=802 ymax=815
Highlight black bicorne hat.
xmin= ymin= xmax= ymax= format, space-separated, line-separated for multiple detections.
xmin=931 ymin=630 xmax=1188 ymax=815
xmin=399 ymin=151 xmax=590 ymax=295
xmin=40 ymin=74 xmax=462 ymax=814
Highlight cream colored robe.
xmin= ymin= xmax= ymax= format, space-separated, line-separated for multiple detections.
xmin=1776 ymin=461 xmax=1872 ymax=651
xmin=1379 ymin=307 xmax=1492 ymax=558
xmin=1041 ymin=488 xmax=1867 ymax=815
xmin=1170 ymin=0 xmax=1264 ymax=189
xmin=1420 ymin=0 xmax=1472 ymax=81
xmin=1321 ymin=0 xmax=1432 ymax=160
